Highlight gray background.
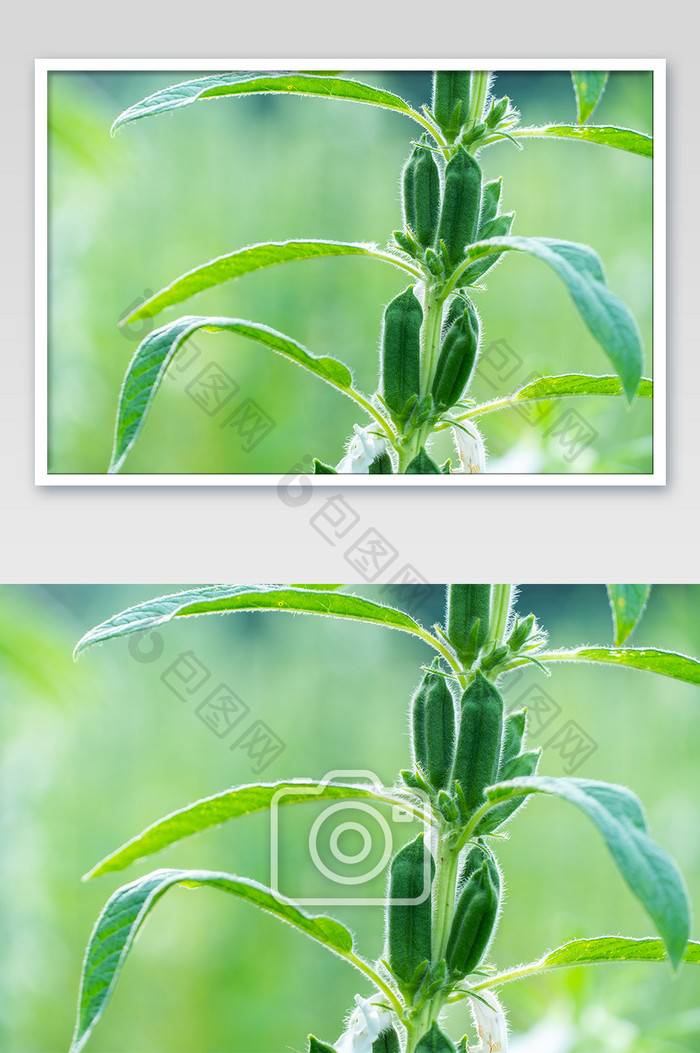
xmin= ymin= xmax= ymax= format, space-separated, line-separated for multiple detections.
xmin=3 ymin=5 xmax=696 ymax=582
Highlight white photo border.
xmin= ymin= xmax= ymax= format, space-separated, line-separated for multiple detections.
xmin=35 ymin=58 xmax=665 ymax=486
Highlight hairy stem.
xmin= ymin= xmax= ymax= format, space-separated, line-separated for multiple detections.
xmin=347 ymin=952 xmax=405 ymax=1016
xmin=467 ymin=71 xmax=491 ymax=132
xmin=420 ymin=285 xmax=446 ymax=400
xmin=485 ymin=584 xmax=513 ymax=652
xmin=403 ymin=825 xmax=461 ymax=1052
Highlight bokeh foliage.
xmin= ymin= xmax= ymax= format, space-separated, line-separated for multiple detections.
xmin=0 ymin=584 xmax=697 ymax=1052
xmin=47 ymin=70 xmax=653 ymax=475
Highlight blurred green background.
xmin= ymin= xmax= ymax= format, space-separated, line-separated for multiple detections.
xmin=1 ymin=584 xmax=697 ymax=1052
xmin=46 ymin=70 xmax=653 ymax=475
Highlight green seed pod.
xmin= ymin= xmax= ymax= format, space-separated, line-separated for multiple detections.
xmin=381 ymin=285 xmax=422 ymax=420
xmin=431 ymin=301 xmax=481 ymax=412
xmin=475 ymin=748 xmax=541 ymax=835
xmin=411 ymin=668 xmax=455 ymax=791
xmin=437 ymin=148 xmax=482 ymax=269
xmin=457 ymin=840 xmax=501 ymax=892
xmin=442 ymin=293 xmax=469 ymax=331
xmin=447 ymin=585 xmax=491 ymax=661
xmin=386 ymin=834 xmax=435 ymax=985
xmin=432 ymin=72 xmax=472 ymax=136
xmin=499 ymin=708 xmax=527 ymax=773
xmin=415 ymin=1022 xmax=457 ymax=1053
xmin=373 ymin=1028 xmax=401 ymax=1053
xmin=445 ymin=860 xmax=500 ymax=979
xmin=308 ymin=1036 xmax=337 ymax=1053
xmin=402 ymin=138 xmax=441 ymax=248
xmin=453 ymin=671 xmax=504 ymax=813
xmin=478 ymin=177 xmax=503 ymax=233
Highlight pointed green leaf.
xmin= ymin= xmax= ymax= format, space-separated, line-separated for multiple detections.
xmin=85 ymin=779 xmax=427 ymax=878
xmin=572 ymin=72 xmax=609 ymax=124
xmin=510 ymin=124 xmax=652 ymax=158
xmin=415 ymin=1022 xmax=456 ymax=1052
xmin=70 ymin=868 xmax=355 ymax=1053
xmin=373 ymin=1026 xmax=401 ymax=1053
xmin=122 ymin=241 xmax=418 ymax=326
xmin=314 ymin=459 xmax=338 ymax=474
xmin=309 ymin=1037 xmax=338 ymax=1053
xmin=607 ymin=585 xmax=651 ymax=645
xmin=470 ymin=374 xmax=652 ymax=419
xmin=481 ymin=937 xmax=700 ymax=993
xmin=75 ymin=585 xmax=430 ymax=657
xmin=108 ymin=316 xmax=354 ymax=473
xmin=535 ymin=646 xmax=700 ymax=685
xmin=541 ymin=935 xmax=700 ymax=969
xmin=406 ymin=448 xmax=442 ymax=474
xmin=111 ymin=72 xmax=427 ymax=135
xmin=484 ymin=776 xmax=691 ymax=968
xmin=458 ymin=236 xmax=643 ymax=400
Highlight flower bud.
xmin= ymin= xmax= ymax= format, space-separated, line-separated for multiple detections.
xmin=452 ymin=423 xmax=486 ymax=474
xmin=336 ymin=424 xmax=387 ymax=473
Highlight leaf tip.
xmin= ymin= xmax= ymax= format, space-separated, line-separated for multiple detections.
xmin=110 ymin=112 xmax=128 ymax=137
xmin=73 ymin=635 xmax=92 ymax=661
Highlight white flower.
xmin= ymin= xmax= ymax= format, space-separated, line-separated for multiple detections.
xmin=470 ymin=990 xmax=509 ymax=1052
xmin=336 ymin=424 xmax=388 ymax=473
xmin=334 ymin=995 xmax=394 ymax=1053
xmin=452 ymin=423 xmax=486 ymax=474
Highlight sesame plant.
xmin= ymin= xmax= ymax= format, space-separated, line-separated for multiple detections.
xmin=70 ymin=584 xmax=698 ymax=1053
xmin=107 ymin=70 xmax=653 ymax=475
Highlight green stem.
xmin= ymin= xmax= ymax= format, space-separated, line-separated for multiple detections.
xmin=469 ymin=958 xmax=546 ymax=993
xmin=397 ymin=431 xmax=423 ymax=472
xmin=454 ymin=797 xmax=502 ymax=851
xmin=408 ymin=106 xmax=450 ymax=147
xmin=420 ymin=284 xmax=445 ymax=400
xmin=453 ymin=392 xmax=547 ymax=422
xmin=417 ymin=105 xmax=450 ymax=149
xmin=484 ymin=585 xmax=513 ymax=653
xmin=405 ymin=1008 xmax=433 ymax=1053
xmin=347 ymin=389 xmax=397 ymax=443
xmin=431 ymin=834 xmax=461 ymax=961
xmin=347 ymin=951 xmax=405 ymax=1016
xmin=369 ymin=247 xmax=424 ymax=279
xmin=394 ymin=281 xmax=446 ymax=473
xmin=413 ymin=627 xmax=465 ymax=681
xmin=402 ymin=825 xmax=462 ymax=1053
xmin=467 ymin=72 xmax=491 ymax=131
xmin=442 ymin=242 xmax=503 ymax=298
